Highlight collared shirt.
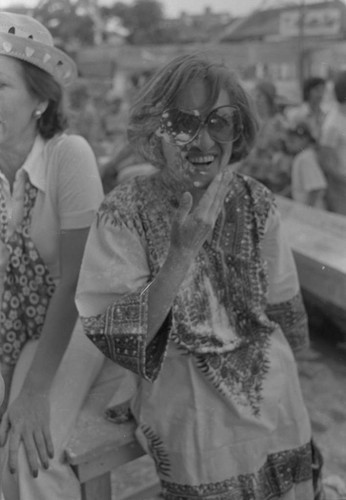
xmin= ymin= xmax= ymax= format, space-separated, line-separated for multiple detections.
xmin=0 ymin=133 xmax=104 ymax=300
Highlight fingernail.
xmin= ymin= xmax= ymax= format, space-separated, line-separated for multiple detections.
xmin=33 ymin=470 xmax=38 ymax=478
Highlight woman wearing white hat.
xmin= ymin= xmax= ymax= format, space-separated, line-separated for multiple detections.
xmin=0 ymin=12 xmax=104 ymax=499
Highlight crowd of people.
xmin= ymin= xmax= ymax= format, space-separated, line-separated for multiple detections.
xmin=67 ymin=60 xmax=346 ymax=217
xmin=64 ymin=67 xmax=156 ymax=166
xmin=1 ymin=9 xmax=345 ymax=500
xmin=240 ymin=74 xmax=346 ymax=215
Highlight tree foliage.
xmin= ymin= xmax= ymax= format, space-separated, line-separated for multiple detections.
xmin=34 ymin=0 xmax=170 ymax=47
xmin=34 ymin=1 xmax=91 ymax=45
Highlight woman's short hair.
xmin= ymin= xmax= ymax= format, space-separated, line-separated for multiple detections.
xmin=21 ymin=60 xmax=68 ymax=139
xmin=128 ymin=53 xmax=258 ymax=168
xmin=302 ymin=76 xmax=325 ymax=102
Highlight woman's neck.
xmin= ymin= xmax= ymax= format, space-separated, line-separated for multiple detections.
xmin=0 ymin=134 xmax=37 ymax=189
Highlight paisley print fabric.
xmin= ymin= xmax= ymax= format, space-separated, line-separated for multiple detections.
xmin=0 ymin=175 xmax=56 ymax=365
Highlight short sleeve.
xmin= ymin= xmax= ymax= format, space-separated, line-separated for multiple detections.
xmin=76 ymin=215 xmax=151 ymax=317
xmin=55 ymin=135 xmax=104 ymax=229
xmin=262 ymin=204 xmax=309 ymax=352
xmin=292 ymin=151 xmax=327 ymax=199
xmin=75 ymin=205 xmax=170 ymax=381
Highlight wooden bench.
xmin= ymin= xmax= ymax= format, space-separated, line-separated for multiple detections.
xmin=64 ymin=362 xmax=161 ymax=500
xmin=276 ymin=195 xmax=346 ymax=331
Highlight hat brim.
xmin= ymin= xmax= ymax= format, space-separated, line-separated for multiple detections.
xmin=0 ymin=32 xmax=77 ymax=87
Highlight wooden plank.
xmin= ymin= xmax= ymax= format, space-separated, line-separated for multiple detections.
xmin=121 ymin=480 xmax=161 ymax=500
xmin=65 ymin=362 xmax=152 ymax=493
xmin=276 ymin=195 xmax=346 ymax=271
xmin=81 ymin=473 xmax=112 ymax=500
xmin=65 ymin=361 xmax=137 ymax=465
xmin=277 ymin=195 xmax=346 ymax=241
xmin=73 ymin=439 xmax=145 ymax=483
xmin=293 ymin=253 xmax=346 ymax=311
xmin=276 ymin=195 xmax=346 ymax=311
xmin=65 ymin=401 xmax=139 ymax=466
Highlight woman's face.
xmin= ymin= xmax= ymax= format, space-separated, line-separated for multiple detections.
xmin=0 ymin=55 xmax=40 ymax=149
xmin=160 ymin=79 xmax=234 ymax=192
xmin=308 ymin=84 xmax=325 ymax=108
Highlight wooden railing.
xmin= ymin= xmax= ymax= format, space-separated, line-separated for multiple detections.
xmin=276 ymin=195 xmax=346 ymax=329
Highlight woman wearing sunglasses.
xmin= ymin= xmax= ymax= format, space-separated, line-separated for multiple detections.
xmin=76 ymin=53 xmax=323 ymax=499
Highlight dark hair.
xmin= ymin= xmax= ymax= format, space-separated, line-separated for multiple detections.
xmin=302 ymin=76 xmax=326 ymax=102
xmin=333 ymin=70 xmax=346 ymax=104
xmin=128 ymin=53 xmax=258 ymax=168
xmin=21 ymin=60 xmax=68 ymax=139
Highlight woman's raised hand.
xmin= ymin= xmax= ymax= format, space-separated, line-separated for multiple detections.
xmin=171 ymin=168 xmax=233 ymax=257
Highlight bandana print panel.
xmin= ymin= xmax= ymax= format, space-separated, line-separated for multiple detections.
xmin=160 ymin=442 xmax=314 ymax=499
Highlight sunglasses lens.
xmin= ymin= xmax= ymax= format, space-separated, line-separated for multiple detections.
xmin=207 ymin=106 xmax=241 ymax=143
xmin=160 ymin=106 xmax=242 ymax=145
xmin=160 ymin=109 xmax=200 ymax=145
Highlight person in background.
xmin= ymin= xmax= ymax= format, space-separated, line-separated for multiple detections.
xmin=287 ymin=76 xmax=327 ymax=142
xmin=0 ymin=12 xmax=104 ymax=499
xmin=320 ymin=70 xmax=346 ymax=215
xmin=99 ymin=93 xmax=130 ymax=159
xmin=66 ymin=79 xmax=102 ymax=157
xmin=286 ymin=121 xmax=327 ymax=209
xmin=100 ymin=142 xmax=158 ymax=194
xmin=76 ymin=53 xmax=324 ymax=500
xmin=239 ymin=79 xmax=289 ymax=194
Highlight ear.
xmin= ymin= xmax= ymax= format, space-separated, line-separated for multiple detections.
xmin=38 ymin=100 xmax=49 ymax=115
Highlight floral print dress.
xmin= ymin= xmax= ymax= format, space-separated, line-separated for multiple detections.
xmin=76 ymin=172 xmax=317 ymax=500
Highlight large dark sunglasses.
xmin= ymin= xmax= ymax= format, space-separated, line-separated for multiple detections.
xmin=159 ymin=105 xmax=242 ymax=146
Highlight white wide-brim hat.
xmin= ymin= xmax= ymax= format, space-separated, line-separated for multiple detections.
xmin=0 ymin=11 xmax=77 ymax=87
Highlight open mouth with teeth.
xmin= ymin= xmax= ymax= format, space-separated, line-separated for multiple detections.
xmin=188 ymin=154 xmax=216 ymax=167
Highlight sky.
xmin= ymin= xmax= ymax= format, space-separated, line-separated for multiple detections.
xmin=1 ymin=0 xmax=265 ymax=18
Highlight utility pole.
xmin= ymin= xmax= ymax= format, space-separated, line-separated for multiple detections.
xmin=297 ymin=0 xmax=306 ymax=95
